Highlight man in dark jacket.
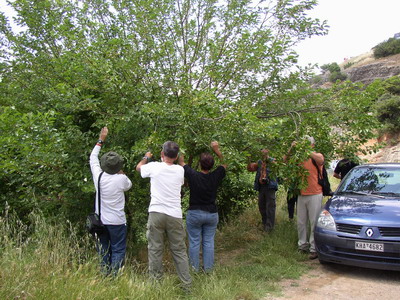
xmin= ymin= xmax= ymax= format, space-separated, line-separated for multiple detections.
xmin=247 ymin=149 xmax=278 ymax=232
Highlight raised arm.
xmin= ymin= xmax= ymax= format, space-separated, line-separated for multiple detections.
xmin=178 ymin=153 xmax=186 ymax=166
xmin=90 ymin=127 xmax=109 ymax=177
xmin=211 ymin=141 xmax=227 ymax=169
xmin=99 ymin=127 xmax=108 ymax=143
xmin=283 ymin=141 xmax=296 ymax=163
xmin=310 ymin=151 xmax=324 ymax=166
xmin=136 ymin=152 xmax=152 ymax=172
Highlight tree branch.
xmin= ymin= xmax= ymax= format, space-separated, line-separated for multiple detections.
xmin=257 ymin=106 xmax=332 ymax=118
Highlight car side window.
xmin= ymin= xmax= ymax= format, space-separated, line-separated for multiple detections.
xmin=339 ymin=168 xmax=400 ymax=194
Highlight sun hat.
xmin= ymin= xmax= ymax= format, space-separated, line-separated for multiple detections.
xmin=100 ymin=151 xmax=124 ymax=174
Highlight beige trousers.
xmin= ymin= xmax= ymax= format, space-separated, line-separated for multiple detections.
xmin=297 ymin=193 xmax=323 ymax=252
xmin=146 ymin=212 xmax=192 ymax=286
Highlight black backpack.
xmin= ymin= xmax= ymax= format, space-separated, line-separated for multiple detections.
xmin=311 ymin=159 xmax=333 ymax=196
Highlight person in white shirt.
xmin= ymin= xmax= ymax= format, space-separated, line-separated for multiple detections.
xmin=90 ymin=127 xmax=132 ymax=276
xmin=136 ymin=141 xmax=191 ymax=290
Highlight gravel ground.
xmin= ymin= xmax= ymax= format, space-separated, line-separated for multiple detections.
xmin=263 ymin=259 xmax=400 ymax=300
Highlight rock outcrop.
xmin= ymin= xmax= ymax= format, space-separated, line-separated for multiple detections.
xmin=345 ymin=62 xmax=400 ymax=85
xmin=313 ymin=53 xmax=400 ymax=87
xmin=359 ymin=134 xmax=400 ymax=163
xmin=362 ymin=143 xmax=400 ymax=163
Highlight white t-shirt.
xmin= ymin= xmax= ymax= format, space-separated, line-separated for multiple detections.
xmin=90 ymin=145 xmax=132 ymax=225
xmin=140 ymin=161 xmax=184 ymax=218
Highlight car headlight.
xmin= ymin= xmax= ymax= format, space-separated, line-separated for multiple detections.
xmin=316 ymin=209 xmax=336 ymax=231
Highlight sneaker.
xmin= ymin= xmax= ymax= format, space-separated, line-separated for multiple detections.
xmin=180 ymin=283 xmax=192 ymax=294
xmin=309 ymin=252 xmax=318 ymax=260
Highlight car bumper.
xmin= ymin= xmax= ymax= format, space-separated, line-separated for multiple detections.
xmin=315 ymin=228 xmax=400 ymax=271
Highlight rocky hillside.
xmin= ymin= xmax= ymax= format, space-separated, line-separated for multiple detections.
xmin=368 ymin=144 xmax=400 ymax=163
xmin=360 ymin=135 xmax=400 ymax=163
xmin=315 ymin=51 xmax=400 ymax=87
xmin=343 ymin=52 xmax=400 ymax=85
xmin=313 ymin=52 xmax=400 ymax=163
xmin=343 ymin=54 xmax=400 ymax=163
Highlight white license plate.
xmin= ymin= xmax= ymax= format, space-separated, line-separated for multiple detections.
xmin=355 ymin=241 xmax=384 ymax=252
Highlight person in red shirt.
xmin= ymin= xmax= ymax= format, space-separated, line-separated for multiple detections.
xmin=286 ymin=136 xmax=324 ymax=260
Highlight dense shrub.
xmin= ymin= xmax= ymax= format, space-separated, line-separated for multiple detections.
xmin=321 ymin=62 xmax=341 ymax=73
xmin=329 ymin=71 xmax=347 ymax=82
xmin=310 ymin=75 xmax=323 ymax=85
xmin=373 ymin=38 xmax=400 ymax=59
xmin=320 ymin=62 xmax=347 ymax=82
xmin=375 ymin=94 xmax=400 ymax=133
xmin=381 ymin=76 xmax=400 ymax=95
xmin=0 ymin=108 xmax=90 ymax=223
xmin=216 ymin=172 xmax=255 ymax=223
xmin=343 ymin=61 xmax=355 ymax=69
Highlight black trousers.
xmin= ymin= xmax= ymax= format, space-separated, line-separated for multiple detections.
xmin=287 ymin=195 xmax=298 ymax=219
xmin=258 ymin=187 xmax=276 ymax=231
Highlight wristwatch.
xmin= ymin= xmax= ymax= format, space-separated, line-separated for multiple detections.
xmin=96 ymin=139 xmax=104 ymax=146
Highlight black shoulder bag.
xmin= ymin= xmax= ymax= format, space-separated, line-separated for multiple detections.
xmin=311 ymin=159 xmax=333 ymax=196
xmin=86 ymin=171 xmax=106 ymax=235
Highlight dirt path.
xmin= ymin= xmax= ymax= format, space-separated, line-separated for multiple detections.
xmin=263 ymin=260 xmax=400 ymax=300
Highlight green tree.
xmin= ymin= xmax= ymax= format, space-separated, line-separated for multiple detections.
xmin=329 ymin=71 xmax=347 ymax=82
xmin=0 ymin=107 xmax=88 ymax=222
xmin=381 ymin=75 xmax=400 ymax=95
xmin=320 ymin=62 xmax=347 ymax=82
xmin=0 ymin=0 xmax=383 ymax=242
xmin=321 ymin=62 xmax=341 ymax=73
xmin=375 ymin=94 xmax=400 ymax=133
xmin=373 ymin=37 xmax=400 ymax=59
xmin=373 ymin=76 xmax=400 ymax=134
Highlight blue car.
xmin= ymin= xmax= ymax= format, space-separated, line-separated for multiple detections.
xmin=314 ymin=163 xmax=400 ymax=271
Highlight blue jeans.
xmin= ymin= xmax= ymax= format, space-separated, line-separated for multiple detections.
xmin=186 ymin=210 xmax=219 ymax=272
xmin=97 ymin=224 xmax=127 ymax=276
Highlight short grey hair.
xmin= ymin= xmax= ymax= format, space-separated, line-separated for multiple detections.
xmin=162 ymin=141 xmax=179 ymax=158
xmin=305 ymin=135 xmax=315 ymax=145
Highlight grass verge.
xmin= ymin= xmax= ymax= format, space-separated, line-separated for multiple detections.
xmin=0 ymin=191 xmax=314 ymax=300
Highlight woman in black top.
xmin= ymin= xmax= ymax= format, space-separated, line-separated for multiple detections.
xmin=178 ymin=141 xmax=227 ymax=272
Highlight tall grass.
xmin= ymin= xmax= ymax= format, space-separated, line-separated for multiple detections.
xmin=0 ymin=187 xmax=314 ymax=300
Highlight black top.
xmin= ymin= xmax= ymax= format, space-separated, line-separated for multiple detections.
xmin=334 ymin=159 xmax=359 ymax=180
xmin=183 ymin=165 xmax=226 ymax=213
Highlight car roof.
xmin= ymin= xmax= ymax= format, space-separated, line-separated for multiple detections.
xmin=355 ymin=163 xmax=400 ymax=168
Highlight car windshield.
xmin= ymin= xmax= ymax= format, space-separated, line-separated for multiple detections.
xmin=336 ymin=166 xmax=400 ymax=196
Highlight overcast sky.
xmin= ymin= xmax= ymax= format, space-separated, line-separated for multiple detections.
xmin=295 ymin=0 xmax=400 ymax=67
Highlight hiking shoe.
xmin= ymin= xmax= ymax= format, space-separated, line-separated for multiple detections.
xmin=264 ymin=225 xmax=273 ymax=233
xmin=297 ymin=248 xmax=308 ymax=254
xmin=309 ymin=252 xmax=318 ymax=260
